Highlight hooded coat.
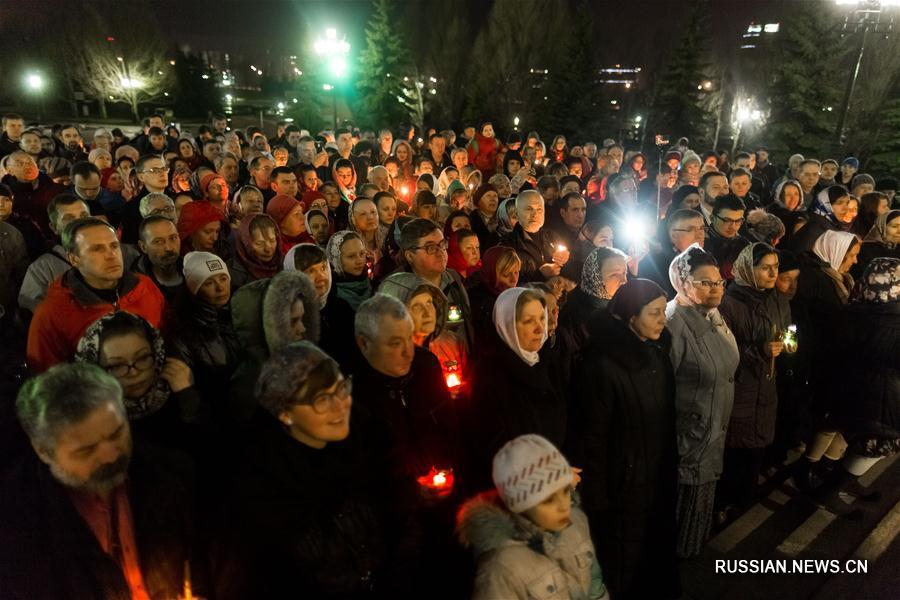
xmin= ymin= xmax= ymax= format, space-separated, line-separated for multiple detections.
xmin=228 ymin=271 xmax=321 ymax=422
xmin=457 ymin=491 xmax=608 ymax=600
xmin=573 ymin=310 xmax=679 ymax=600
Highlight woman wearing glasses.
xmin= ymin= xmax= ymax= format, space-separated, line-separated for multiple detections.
xmin=717 ymin=242 xmax=791 ymax=514
xmin=75 ymin=311 xmax=199 ymax=446
xmin=214 ymin=342 xmax=400 ymax=598
xmin=665 ymin=245 xmax=739 ymax=555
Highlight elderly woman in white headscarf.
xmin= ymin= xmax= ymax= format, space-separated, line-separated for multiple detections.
xmin=665 ymin=244 xmax=740 ymax=556
xmin=467 ymin=287 xmax=567 ymax=487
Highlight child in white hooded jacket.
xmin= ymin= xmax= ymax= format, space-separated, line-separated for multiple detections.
xmin=457 ymin=434 xmax=610 ymax=600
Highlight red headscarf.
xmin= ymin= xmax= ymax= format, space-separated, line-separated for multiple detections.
xmin=447 ymin=230 xmax=480 ymax=279
xmin=177 ymin=201 xmax=226 ymax=254
xmin=478 ymin=245 xmax=516 ymax=295
xmin=100 ymin=167 xmax=117 ymax=189
xmin=235 ymin=213 xmax=284 ymax=280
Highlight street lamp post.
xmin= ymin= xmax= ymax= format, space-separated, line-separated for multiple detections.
xmin=314 ymin=28 xmax=350 ymax=131
xmin=833 ymin=0 xmax=897 ymax=146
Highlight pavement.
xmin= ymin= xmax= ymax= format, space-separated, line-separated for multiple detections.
xmin=680 ymin=453 xmax=900 ymax=599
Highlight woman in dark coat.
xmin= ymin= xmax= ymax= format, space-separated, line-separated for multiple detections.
xmin=718 ymin=243 xmax=791 ymax=510
xmin=818 ymin=258 xmax=900 ymax=506
xmin=213 ymin=342 xmax=405 ymax=599
xmin=168 ymin=251 xmax=241 ymax=418
xmin=791 ymin=231 xmax=861 ymax=493
xmin=852 ymin=209 xmax=900 ymax=279
xmin=767 ymin=180 xmax=808 ymax=248
xmin=467 ymin=287 xmax=566 ymax=490
xmin=575 ymin=279 xmax=679 ymax=600
xmin=468 ymin=183 xmax=501 ymax=250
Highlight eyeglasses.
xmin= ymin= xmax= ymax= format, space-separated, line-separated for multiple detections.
xmin=412 ymin=240 xmax=449 ymax=255
xmin=672 ymin=226 xmax=706 ymax=236
xmin=690 ymin=279 xmax=726 ymax=290
xmin=714 ymin=215 xmax=745 ymax=226
xmin=140 ymin=166 xmax=169 ymax=175
xmin=305 ymin=377 xmax=353 ymax=414
xmin=102 ymin=353 xmax=155 ymax=378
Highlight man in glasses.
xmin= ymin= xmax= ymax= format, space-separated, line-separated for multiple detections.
xmin=119 ymin=154 xmax=172 ymax=244
xmin=399 ymin=218 xmax=474 ymax=348
xmin=704 ymin=194 xmax=750 ymax=282
xmin=639 ymin=208 xmax=707 ymax=298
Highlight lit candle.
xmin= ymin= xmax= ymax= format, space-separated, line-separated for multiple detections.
xmin=556 ymin=244 xmax=567 ymax=254
xmin=183 ymin=560 xmax=193 ymax=600
xmin=417 ymin=466 xmax=454 ymax=498
xmin=782 ymin=324 xmax=798 ymax=354
xmin=401 ymin=185 xmax=410 ymax=197
xmin=447 ymin=305 xmax=462 ymax=323
xmin=445 ymin=372 xmax=461 ymax=389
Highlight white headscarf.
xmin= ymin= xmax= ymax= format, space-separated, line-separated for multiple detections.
xmin=812 ymin=230 xmax=856 ymax=271
xmin=492 ymin=287 xmax=548 ymax=367
xmin=284 ymin=242 xmax=332 ymax=307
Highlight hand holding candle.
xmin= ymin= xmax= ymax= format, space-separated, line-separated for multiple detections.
xmin=552 ymin=243 xmax=570 ymax=266
xmin=781 ymin=324 xmax=798 ymax=354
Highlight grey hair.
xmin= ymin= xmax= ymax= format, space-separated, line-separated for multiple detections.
xmin=214 ymin=152 xmax=239 ymax=171
xmin=515 ymin=189 xmax=543 ymax=215
xmin=139 ymin=192 xmax=174 ymax=218
xmin=354 ymin=293 xmax=411 ymax=342
xmin=16 ymin=363 xmax=124 ymax=455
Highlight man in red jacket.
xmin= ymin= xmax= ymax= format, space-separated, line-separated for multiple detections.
xmin=27 ymin=217 xmax=165 ymax=373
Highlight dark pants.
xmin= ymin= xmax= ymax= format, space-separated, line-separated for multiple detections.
xmin=719 ymin=447 xmax=767 ymax=509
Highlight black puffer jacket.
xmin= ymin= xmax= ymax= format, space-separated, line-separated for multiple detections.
xmin=828 ymin=302 xmax=900 ymax=451
xmin=168 ymin=296 xmax=241 ymax=417
xmin=718 ymin=283 xmax=791 ymax=448
xmin=573 ymin=310 xmax=679 ymax=600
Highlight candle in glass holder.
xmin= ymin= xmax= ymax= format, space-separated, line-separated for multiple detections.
xmin=447 ymin=305 xmax=463 ymax=323
xmin=782 ymin=324 xmax=798 ymax=354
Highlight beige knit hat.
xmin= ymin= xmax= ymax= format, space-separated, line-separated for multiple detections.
xmin=492 ymin=434 xmax=573 ymax=513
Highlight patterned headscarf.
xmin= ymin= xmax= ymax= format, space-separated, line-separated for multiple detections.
xmin=581 ymin=246 xmax=627 ymax=300
xmin=850 ymin=257 xmax=900 ymax=304
xmin=864 ymin=210 xmax=900 ymax=250
xmin=75 ymin=312 xmax=169 ymax=419
xmin=325 ymin=230 xmax=359 ymax=277
xmin=812 ymin=185 xmax=849 ymax=224
xmin=669 ymin=243 xmax=707 ymax=306
xmin=732 ymin=242 xmax=775 ymax=291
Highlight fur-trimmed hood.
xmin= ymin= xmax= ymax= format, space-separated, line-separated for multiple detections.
xmin=232 ymin=270 xmax=321 ymax=361
xmin=263 ymin=270 xmax=321 ymax=352
xmin=457 ymin=491 xmax=532 ymax=558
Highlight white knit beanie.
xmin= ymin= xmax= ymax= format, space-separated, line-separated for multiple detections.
xmin=183 ymin=251 xmax=230 ymax=295
xmin=492 ymin=434 xmax=573 ymax=513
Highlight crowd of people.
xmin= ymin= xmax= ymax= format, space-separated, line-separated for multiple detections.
xmin=0 ymin=111 xmax=898 ymax=599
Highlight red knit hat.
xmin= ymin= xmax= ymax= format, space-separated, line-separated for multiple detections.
xmin=177 ymin=200 xmax=225 ymax=242
xmin=266 ymin=194 xmax=301 ymax=225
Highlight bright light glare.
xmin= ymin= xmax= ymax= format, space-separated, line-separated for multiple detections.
xmin=330 ymin=57 xmax=347 ymax=77
xmin=120 ymin=77 xmax=141 ymax=89
xmin=634 ymin=115 xmax=642 ymax=122
xmin=623 ymin=217 xmax=646 ymax=243
xmin=513 ymin=116 xmax=520 ymax=126
xmin=323 ymin=83 xmax=333 ymax=91
xmin=737 ymin=107 xmax=752 ymax=122
xmin=277 ymin=102 xmax=285 ymax=110
xmin=25 ymin=73 xmax=44 ymax=91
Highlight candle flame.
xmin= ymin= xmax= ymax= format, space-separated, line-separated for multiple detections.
xmin=433 ymin=472 xmax=447 ymax=486
xmin=557 ymin=244 xmax=567 ymax=253
xmin=446 ymin=373 xmax=461 ymax=389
